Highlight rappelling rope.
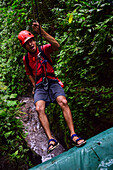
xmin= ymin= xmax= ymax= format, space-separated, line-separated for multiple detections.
xmin=33 ymin=0 xmax=49 ymax=88
xmin=34 ymin=0 xmax=43 ymax=48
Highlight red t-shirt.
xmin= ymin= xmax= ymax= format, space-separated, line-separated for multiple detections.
xmin=23 ymin=44 xmax=57 ymax=85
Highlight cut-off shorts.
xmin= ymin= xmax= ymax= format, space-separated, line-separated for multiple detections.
xmin=34 ymin=80 xmax=66 ymax=107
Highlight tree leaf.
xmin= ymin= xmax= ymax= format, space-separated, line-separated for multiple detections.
xmin=69 ymin=14 xmax=73 ymax=24
xmin=9 ymin=93 xmax=17 ymax=99
xmin=7 ymin=100 xmax=17 ymax=107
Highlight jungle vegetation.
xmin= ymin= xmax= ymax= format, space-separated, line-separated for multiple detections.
xmin=0 ymin=0 xmax=113 ymax=169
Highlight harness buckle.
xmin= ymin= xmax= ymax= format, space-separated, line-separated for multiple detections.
xmin=37 ymin=52 xmax=42 ymax=61
xmin=43 ymin=77 xmax=48 ymax=91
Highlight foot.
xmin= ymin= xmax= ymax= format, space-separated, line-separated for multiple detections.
xmin=71 ymin=134 xmax=86 ymax=147
xmin=47 ymin=139 xmax=59 ymax=154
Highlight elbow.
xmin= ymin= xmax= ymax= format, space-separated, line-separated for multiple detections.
xmin=52 ymin=42 xmax=60 ymax=51
xmin=55 ymin=42 xmax=60 ymax=49
xmin=57 ymin=43 xmax=60 ymax=48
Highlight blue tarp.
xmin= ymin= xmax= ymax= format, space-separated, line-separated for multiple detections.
xmin=29 ymin=127 xmax=113 ymax=170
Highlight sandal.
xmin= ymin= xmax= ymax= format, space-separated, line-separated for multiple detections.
xmin=47 ymin=139 xmax=59 ymax=154
xmin=71 ymin=134 xmax=86 ymax=147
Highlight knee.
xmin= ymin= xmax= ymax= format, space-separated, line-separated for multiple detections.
xmin=59 ymin=98 xmax=68 ymax=108
xmin=35 ymin=103 xmax=45 ymax=114
xmin=62 ymin=98 xmax=68 ymax=106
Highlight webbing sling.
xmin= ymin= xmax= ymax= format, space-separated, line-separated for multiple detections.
xmin=25 ymin=46 xmax=56 ymax=84
xmin=25 ymin=47 xmax=54 ymax=70
xmin=38 ymin=46 xmax=53 ymax=66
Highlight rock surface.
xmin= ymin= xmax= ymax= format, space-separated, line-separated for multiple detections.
xmin=18 ymin=96 xmax=65 ymax=163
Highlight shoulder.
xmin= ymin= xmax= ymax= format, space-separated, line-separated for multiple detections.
xmin=41 ymin=44 xmax=53 ymax=54
xmin=23 ymin=55 xmax=25 ymax=61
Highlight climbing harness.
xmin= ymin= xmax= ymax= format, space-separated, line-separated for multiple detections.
xmin=25 ymin=46 xmax=56 ymax=89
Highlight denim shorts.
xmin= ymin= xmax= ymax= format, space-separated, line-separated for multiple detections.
xmin=34 ymin=80 xmax=66 ymax=107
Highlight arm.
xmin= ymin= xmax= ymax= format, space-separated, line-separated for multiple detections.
xmin=32 ymin=21 xmax=60 ymax=51
xmin=28 ymin=75 xmax=35 ymax=87
xmin=23 ymin=56 xmax=35 ymax=87
xmin=28 ymin=75 xmax=35 ymax=94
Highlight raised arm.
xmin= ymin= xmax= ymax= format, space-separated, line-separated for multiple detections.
xmin=32 ymin=21 xmax=60 ymax=51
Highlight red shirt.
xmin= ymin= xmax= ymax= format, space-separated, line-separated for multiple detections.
xmin=23 ymin=44 xmax=57 ymax=85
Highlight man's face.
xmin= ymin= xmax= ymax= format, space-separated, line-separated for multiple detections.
xmin=25 ymin=38 xmax=37 ymax=53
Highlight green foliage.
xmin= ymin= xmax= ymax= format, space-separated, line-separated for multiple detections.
xmin=47 ymin=0 xmax=113 ymax=147
xmin=0 ymin=0 xmax=32 ymax=94
xmin=0 ymin=0 xmax=113 ymax=153
xmin=0 ymin=83 xmax=33 ymax=169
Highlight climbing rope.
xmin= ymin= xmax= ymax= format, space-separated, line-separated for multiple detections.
xmin=33 ymin=0 xmax=43 ymax=48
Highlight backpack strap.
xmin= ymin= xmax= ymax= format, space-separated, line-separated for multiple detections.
xmin=24 ymin=47 xmax=58 ymax=86
xmin=25 ymin=46 xmax=53 ymax=74
xmin=38 ymin=46 xmax=53 ymax=67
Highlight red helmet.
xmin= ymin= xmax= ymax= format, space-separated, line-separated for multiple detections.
xmin=18 ymin=30 xmax=34 ymax=46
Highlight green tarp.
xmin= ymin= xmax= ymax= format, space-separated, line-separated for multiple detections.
xmin=29 ymin=127 xmax=113 ymax=170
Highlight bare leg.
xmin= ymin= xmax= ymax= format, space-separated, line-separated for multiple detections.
xmin=35 ymin=100 xmax=52 ymax=139
xmin=56 ymin=96 xmax=85 ymax=145
xmin=35 ymin=100 xmax=57 ymax=150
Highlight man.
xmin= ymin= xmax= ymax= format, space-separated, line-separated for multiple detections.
xmin=18 ymin=21 xmax=86 ymax=153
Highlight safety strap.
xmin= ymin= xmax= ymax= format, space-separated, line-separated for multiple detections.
xmin=38 ymin=46 xmax=53 ymax=66
xmin=25 ymin=46 xmax=54 ymax=70
xmin=25 ymin=46 xmax=56 ymax=84
xmin=25 ymin=46 xmax=53 ymax=71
